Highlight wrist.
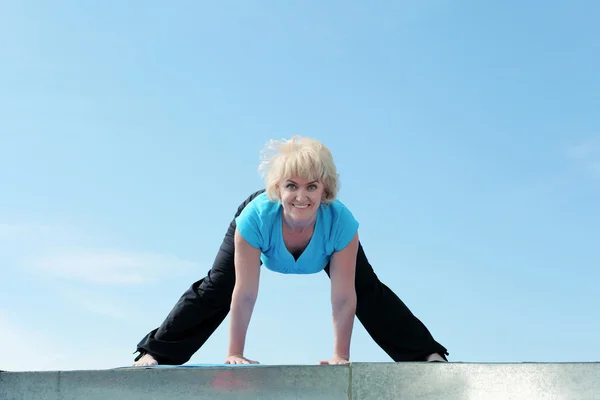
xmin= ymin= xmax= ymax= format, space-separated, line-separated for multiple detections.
xmin=227 ymin=339 xmax=245 ymax=357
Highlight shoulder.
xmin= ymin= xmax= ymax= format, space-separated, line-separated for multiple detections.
xmin=236 ymin=192 xmax=281 ymax=225
xmin=242 ymin=192 xmax=280 ymax=217
xmin=323 ymin=199 xmax=357 ymax=223
xmin=234 ymin=192 xmax=280 ymax=250
xmin=320 ymin=199 xmax=359 ymax=252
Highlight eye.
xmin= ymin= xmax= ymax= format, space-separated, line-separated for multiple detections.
xmin=308 ymin=184 xmax=317 ymax=190
xmin=286 ymin=183 xmax=296 ymax=189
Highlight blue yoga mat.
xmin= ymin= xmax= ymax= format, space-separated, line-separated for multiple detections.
xmin=120 ymin=363 xmax=270 ymax=369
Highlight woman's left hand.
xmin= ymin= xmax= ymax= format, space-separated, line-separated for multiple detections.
xmin=318 ymin=356 xmax=350 ymax=365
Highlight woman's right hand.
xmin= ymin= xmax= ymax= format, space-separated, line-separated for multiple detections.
xmin=226 ymin=229 xmax=262 ymax=366
xmin=224 ymin=354 xmax=259 ymax=364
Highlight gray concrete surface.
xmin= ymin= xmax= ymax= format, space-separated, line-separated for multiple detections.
xmin=351 ymin=362 xmax=600 ymax=400
xmin=1 ymin=362 xmax=599 ymax=400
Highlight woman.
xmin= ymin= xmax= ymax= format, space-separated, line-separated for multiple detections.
xmin=133 ymin=136 xmax=448 ymax=366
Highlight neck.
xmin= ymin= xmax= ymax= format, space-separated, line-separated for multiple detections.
xmin=282 ymin=213 xmax=316 ymax=233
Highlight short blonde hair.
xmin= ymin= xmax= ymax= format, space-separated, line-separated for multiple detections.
xmin=258 ymin=136 xmax=339 ymax=205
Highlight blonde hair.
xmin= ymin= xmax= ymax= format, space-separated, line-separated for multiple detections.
xmin=258 ymin=136 xmax=339 ymax=205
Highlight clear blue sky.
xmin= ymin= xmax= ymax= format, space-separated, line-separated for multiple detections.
xmin=1 ymin=0 xmax=599 ymax=371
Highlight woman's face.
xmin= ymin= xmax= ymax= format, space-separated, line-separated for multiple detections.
xmin=278 ymin=175 xmax=325 ymax=225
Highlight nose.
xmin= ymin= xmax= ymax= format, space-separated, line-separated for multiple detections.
xmin=295 ymin=188 xmax=308 ymax=200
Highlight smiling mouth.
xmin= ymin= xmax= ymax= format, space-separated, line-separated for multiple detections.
xmin=293 ymin=204 xmax=310 ymax=209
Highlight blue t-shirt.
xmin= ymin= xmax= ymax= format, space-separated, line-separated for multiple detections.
xmin=234 ymin=192 xmax=359 ymax=274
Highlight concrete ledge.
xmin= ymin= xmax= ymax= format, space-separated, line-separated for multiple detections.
xmin=1 ymin=363 xmax=599 ymax=400
xmin=351 ymin=362 xmax=600 ymax=400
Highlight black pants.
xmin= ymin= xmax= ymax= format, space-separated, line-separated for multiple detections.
xmin=135 ymin=190 xmax=448 ymax=364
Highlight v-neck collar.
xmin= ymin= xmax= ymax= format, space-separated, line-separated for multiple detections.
xmin=278 ymin=206 xmax=319 ymax=264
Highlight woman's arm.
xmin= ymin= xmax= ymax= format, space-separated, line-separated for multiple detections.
xmin=322 ymin=232 xmax=359 ymax=364
xmin=226 ymin=227 xmax=262 ymax=364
